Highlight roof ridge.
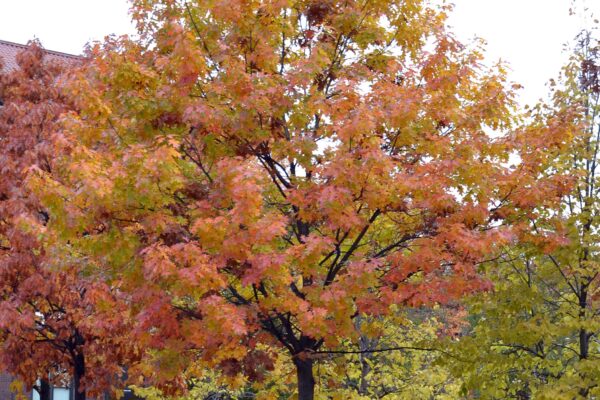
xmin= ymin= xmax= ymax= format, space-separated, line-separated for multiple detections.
xmin=0 ymin=39 xmax=81 ymax=60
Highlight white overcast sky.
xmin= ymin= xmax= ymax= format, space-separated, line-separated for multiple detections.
xmin=0 ymin=0 xmax=599 ymax=107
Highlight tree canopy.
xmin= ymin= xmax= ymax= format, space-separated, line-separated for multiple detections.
xmin=0 ymin=1 xmax=595 ymax=400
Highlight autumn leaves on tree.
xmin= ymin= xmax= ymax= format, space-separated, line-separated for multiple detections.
xmin=0 ymin=0 xmax=595 ymax=399
xmin=451 ymin=31 xmax=600 ymax=399
xmin=0 ymin=43 xmax=137 ymax=400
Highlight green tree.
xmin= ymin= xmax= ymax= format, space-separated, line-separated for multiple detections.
xmin=449 ymin=30 xmax=600 ymax=399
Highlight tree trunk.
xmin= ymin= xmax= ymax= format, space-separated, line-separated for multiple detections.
xmin=578 ymin=285 xmax=591 ymax=398
xmin=40 ymin=379 xmax=51 ymax=400
xmin=294 ymin=358 xmax=315 ymax=400
xmin=73 ymin=352 xmax=86 ymax=400
xmin=357 ymin=332 xmax=372 ymax=395
xmin=579 ymin=286 xmax=589 ymax=360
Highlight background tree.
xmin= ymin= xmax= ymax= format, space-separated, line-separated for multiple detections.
xmin=447 ymin=29 xmax=600 ymax=399
xmin=33 ymin=0 xmax=569 ymax=398
xmin=0 ymin=42 xmax=137 ymax=400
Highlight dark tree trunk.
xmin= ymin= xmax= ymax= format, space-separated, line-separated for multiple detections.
xmin=294 ymin=358 xmax=315 ymax=400
xmin=579 ymin=326 xmax=589 ymax=359
xmin=73 ymin=352 xmax=86 ymax=400
xmin=39 ymin=379 xmax=51 ymax=400
xmin=578 ymin=285 xmax=591 ymax=398
xmin=579 ymin=286 xmax=589 ymax=360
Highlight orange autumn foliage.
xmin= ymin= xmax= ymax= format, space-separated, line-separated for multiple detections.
xmin=18 ymin=1 xmax=577 ymax=399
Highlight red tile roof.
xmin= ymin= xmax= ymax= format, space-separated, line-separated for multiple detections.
xmin=0 ymin=39 xmax=81 ymax=72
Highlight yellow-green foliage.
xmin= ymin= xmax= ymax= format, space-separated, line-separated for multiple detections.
xmin=132 ymin=310 xmax=461 ymax=399
xmin=446 ymin=30 xmax=600 ymax=400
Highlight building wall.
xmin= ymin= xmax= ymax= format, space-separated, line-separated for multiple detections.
xmin=0 ymin=373 xmax=141 ymax=400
